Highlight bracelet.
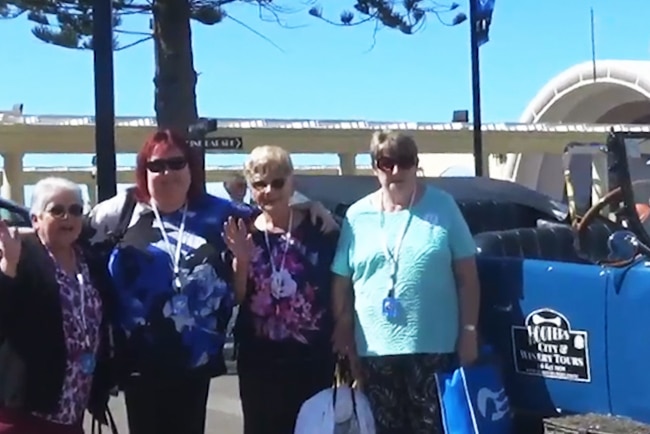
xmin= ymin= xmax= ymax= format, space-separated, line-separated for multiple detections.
xmin=463 ymin=324 xmax=477 ymax=332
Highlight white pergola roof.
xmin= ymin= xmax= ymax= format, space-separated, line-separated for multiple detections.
xmin=520 ymin=60 xmax=650 ymax=123
xmin=507 ymin=60 xmax=650 ymax=197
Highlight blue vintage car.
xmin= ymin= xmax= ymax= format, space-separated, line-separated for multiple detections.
xmin=294 ymin=131 xmax=650 ymax=433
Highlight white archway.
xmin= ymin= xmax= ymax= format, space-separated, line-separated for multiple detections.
xmin=505 ymin=60 xmax=650 ymax=201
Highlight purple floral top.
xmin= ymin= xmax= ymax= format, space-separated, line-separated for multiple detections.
xmin=235 ymin=218 xmax=339 ymax=368
xmin=33 ymin=249 xmax=103 ymax=425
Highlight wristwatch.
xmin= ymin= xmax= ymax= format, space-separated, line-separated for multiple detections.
xmin=463 ymin=324 xmax=477 ymax=332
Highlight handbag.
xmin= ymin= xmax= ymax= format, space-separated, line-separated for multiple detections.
xmin=332 ymin=358 xmax=361 ymax=434
xmin=435 ymin=347 xmax=513 ymax=434
xmin=294 ymin=358 xmax=376 ymax=434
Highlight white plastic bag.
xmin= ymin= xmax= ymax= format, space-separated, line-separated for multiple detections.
xmin=294 ymin=385 xmax=376 ymax=434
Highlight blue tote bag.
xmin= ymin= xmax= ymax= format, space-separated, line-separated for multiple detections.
xmin=435 ymin=348 xmax=513 ymax=434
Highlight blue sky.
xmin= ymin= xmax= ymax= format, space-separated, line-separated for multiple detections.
xmin=1 ymin=0 xmax=649 ymax=202
xmin=2 ymin=0 xmax=648 ymax=123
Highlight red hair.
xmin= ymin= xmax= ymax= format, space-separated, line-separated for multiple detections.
xmin=134 ymin=129 xmax=204 ymax=203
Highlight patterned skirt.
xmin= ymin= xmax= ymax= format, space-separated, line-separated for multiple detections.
xmin=359 ymin=353 xmax=456 ymax=434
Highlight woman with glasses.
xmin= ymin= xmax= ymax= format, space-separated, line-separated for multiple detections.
xmin=331 ymin=131 xmax=481 ymax=434
xmin=0 ymin=177 xmax=114 ymax=434
xmin=223 ymin=145 xmax=339 ymax=434
xmin=84 ymin=130 xmax=338 ymax=434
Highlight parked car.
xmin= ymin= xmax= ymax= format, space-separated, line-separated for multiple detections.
xmin=292 ymin=132 xmax=650 ymax=433
xmin=0 ymin=197 xmax=29 ymax=227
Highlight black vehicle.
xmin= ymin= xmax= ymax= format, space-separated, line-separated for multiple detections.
xmin=0 ymin=197 xmax=30 ymax=227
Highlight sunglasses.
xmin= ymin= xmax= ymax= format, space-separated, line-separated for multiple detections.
xmin=250 ymin=178 xmax=286 ymax=191
xmin=146 ymin=157 xmax=188 ymax=173
xmin=375 ymin=156 xmax=417 ymax=172
xmin=47 ymin=203 xmax=84 ymax=219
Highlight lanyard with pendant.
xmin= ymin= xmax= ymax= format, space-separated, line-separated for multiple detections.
xmin=47 ymin=245 xmax=97 ymax=375
xmin=75 ymin=269 xmax=97 ymax=375
xmin=379 ymin=187 xmax=416 ymax=318
xmin=263 ymin=210 xmax=294 ymax=296
xmin=151 ymin=203 xmax=188 ymax=292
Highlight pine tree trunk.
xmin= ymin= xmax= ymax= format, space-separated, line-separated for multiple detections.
xmin=152 ymin=0 xmax=205 ymax=187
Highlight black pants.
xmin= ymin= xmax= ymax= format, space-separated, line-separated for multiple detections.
xmin=238 ymin=361 xmax=334 ymax=434
xmin=359 ymin=353 xmax=455 ymax=434
xmin=123 ymin=373 xmax=210 ymax=434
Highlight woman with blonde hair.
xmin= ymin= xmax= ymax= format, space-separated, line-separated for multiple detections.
xmin=84 ymin=131 xmax=337 ymax=434
xmin=224 ymin=145 xmax=343 ymax=434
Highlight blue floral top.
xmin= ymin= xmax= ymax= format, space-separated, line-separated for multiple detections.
xmin=95 ymin=192 xmax=251 ymax=377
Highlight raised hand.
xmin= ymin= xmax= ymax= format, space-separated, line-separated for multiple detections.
xmin=223 ymin=217 xmax=254 ymax=263
xmin=0 ymin=221 xmax=21 ymax=275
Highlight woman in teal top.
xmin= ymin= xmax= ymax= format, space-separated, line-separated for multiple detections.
xmin=331 ymin=131 xmax=481 ymax=434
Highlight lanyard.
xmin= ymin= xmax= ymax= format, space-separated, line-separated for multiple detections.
xmin=263 ymin=210 xmax=294 ymax=276
xmin=379 ymin=187 xmax=417 ymax=297
xmin=75 ymin=270 xmax=91 ymax=348
xmin=152 ymin=203 xmax=188 ymax=290
xmin=46 ymin=246 xmax=92 ymax=349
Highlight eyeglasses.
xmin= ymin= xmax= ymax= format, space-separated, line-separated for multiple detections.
xmin=47 ymin=203 xmax=84 ymax=219
xmin=375 ymin=156 xmax=417 ymax=172
xmin=250 ymin=178 xmax=286 ymax=191
xmin=146 ymin=157 xmax=188 ymax=173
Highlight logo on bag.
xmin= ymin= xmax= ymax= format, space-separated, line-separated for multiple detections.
xmin=477 ymin=387 xmax=509 ymax=422
xmin=511 ymin=308 xmax=591 ymax=382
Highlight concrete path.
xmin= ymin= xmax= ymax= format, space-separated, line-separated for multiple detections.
xmin=83 ymin=373 xmax=243 ymax=433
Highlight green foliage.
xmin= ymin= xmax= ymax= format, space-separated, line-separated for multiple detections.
xmin=0 ymin=0 xmax=230 ymax=50
xmin=0 ymin=0 xmax=466 ymax=52
xmin=309 ymin=0 xmax=466 ymax=35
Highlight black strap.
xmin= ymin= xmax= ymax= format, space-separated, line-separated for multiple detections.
xmin=331 ymin=357 xmax=358 ymax=420
xmin=91 ymin=406 xmax=119 ymax=434
xmin=107 ymin=188 xmax=137 ymax=242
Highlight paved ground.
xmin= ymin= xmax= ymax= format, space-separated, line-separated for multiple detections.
xmin=83 ymin=371 xmax=243 ymax=433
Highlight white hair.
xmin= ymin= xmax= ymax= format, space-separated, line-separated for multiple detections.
xmin=30 ymin=177 xmax=84 ymax=216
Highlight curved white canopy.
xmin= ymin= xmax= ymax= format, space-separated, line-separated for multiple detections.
xmin=508 ymin=61 xmax=650 ymax=201
xmin=520 ymin=60 xmax=650 ymax=124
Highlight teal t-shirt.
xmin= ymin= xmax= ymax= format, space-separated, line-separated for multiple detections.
xmin=331 ymin=186 xmax=476 ymax=357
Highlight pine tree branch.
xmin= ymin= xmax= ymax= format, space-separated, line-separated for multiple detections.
xmin=226 ymin=14 xmax=285 ymax=52
xmin=115 ymin=35 xmax=151 ymax=50
xmin=4 ymin=0 xmax=466 ymax=53
xmin=308 ymin=0 xmax=465 ymax=35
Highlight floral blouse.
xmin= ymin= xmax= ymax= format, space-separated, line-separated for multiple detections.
xmin=235 ymin=218 xmax=339 ymax=369
xmin=33 ymin=250 xmax=103 ymax=425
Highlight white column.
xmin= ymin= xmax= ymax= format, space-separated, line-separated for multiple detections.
xmin=1 ymin=152 xmax=24 ymax=204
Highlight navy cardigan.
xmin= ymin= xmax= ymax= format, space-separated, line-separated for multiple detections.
xmin=0 ymin=235 xmax=116 ymax=421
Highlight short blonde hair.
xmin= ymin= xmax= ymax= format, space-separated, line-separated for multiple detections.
xmin=370 ymin=130 xmax=418 ymax=161
xmin=244 ymin=145 xmax=294 ymax=181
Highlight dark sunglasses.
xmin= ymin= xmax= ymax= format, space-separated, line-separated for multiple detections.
xmin=146 ymin=157 xmax=188 ymax=173
xmin=375 ymin=156 xmax=417 ymax=172
xmin=251 ymin=178 xmax=286 ymax=191
xmin=47 ymin=203 xmax=84 ymax=219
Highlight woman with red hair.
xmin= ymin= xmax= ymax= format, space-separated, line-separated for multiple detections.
xmin=84 ymin=129 xmax=336 ymax=434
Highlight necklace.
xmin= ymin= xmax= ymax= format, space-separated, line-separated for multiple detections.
xmin=151 ymin=202 xmax=188 ymax=292
xmin=49 ymin=247 xmax=97 ymax=375
xmin=262 ymin=211 xmax=294 ymax=298
xmin=379 ymin=185 xmax=417 ymax=299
